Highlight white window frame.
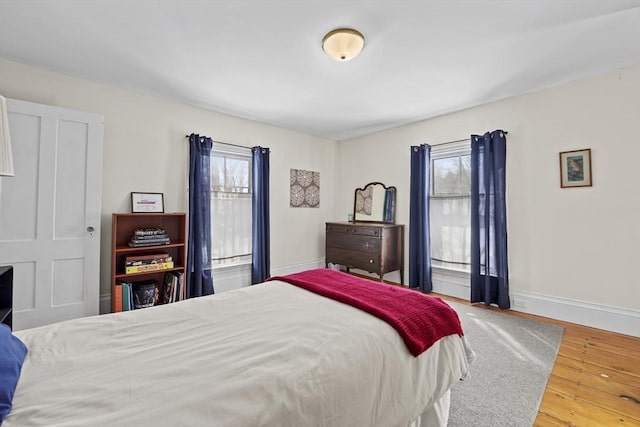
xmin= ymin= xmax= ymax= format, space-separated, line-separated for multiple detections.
xmin=209 ymin=142 xmax=253 ymax=270
xmin=430 ymin=139 xmax=471 ymax=276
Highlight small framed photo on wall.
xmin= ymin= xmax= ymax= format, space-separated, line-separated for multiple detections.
xmin=559 ymin=148 xmax=592 ymax=188
xmin=131 ymin=192 xmax=164 ymax=213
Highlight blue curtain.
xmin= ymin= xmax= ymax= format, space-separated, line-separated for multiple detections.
xmin=251 ymin=146 xmax=270 ymax=284
xmin=409 ymin=144 xmax=432 ymax=292
xmin=187 ymin=134 xmax=214 ymax=297
xmin=383 ymin=187 xmax=395 ymax=223
xmin=470 ymin=130 xmax=509 ymax=308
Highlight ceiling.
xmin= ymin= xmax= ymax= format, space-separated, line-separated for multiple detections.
xmin=1 ymin=1 xmax=640 ymax=141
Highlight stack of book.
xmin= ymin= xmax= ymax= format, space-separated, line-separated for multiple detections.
xmin=163 ymin=271 xmax=185 ymax=304
xmin=113 ymin=281 xmax=134 ymax=312
xmin=113 ymin=279 xmax=159 ymax=312
xmin=124 ymin=253 xmax=174 ymax=274
xmin=128 ymin=228 xmax=171 ymax=247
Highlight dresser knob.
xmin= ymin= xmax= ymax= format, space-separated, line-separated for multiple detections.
xmin=369 ymin=259 xmax=374 ymax=263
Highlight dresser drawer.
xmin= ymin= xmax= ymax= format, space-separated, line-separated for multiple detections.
xmin=326 ymin=223 xmax=382 ymax=238
xmin=326 ymin=232 xmax=379 ymax=253
xmin=326 ymin=248 xmax=379 ymax=271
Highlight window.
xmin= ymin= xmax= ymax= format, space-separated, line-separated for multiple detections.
xmin=210 ymin=143 xmax=252 ymax=267
xmin=430 ymin=141 xmax=471 ymax=272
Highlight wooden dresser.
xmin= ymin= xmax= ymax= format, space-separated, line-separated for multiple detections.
xmin=325 ymin=222 xmax=404 ymax=284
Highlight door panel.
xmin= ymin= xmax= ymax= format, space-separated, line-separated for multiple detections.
xmin=0 ymin=99 xmax=103 ymax=330
xmin=12 ymin=261 xmax=36 ymax=311
xmin=53 ymin=258 xmax=85 ymax=305
xmin=55 ymin=119 xmax=88 ymax=238
xmin=0 ymin=113 xmax=40 ymax=241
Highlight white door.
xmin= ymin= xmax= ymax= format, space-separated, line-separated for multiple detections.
xmin=0 ymin=98 xmax=103 ymax=330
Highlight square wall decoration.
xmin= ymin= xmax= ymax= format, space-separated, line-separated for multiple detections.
xmin=559 ymin=148 xmax=592 ymax=188
xmin=290 ymin=169 xmax=320 ymax=208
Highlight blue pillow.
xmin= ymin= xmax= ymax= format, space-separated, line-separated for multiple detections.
xmin=0 ymin=324 xmax=27 ymax=423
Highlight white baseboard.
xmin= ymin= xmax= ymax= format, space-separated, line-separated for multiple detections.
xmin=271 ymin=259 xmax=325 ymax=276
xmin=99 ymin=294 xmax=111 ymax=315
xmin=509 ymin=290 xmax=640 ymax=338
xmin=100 ymin=259 xmax=326 ymax=315
xmin=432 ymin=275 xmax=640 ymax=338
xmin=432 ymin=273 xmax=470 ymax=300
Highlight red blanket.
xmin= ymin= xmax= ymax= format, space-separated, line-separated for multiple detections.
xmin=268 ymin=269 xmax=463 ymax=357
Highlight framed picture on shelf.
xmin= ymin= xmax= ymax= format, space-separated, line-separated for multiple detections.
xmin=559 ymin=148 xmax=592 ymax=188
xmin=131 ymin=192 xmax=164 ymax=213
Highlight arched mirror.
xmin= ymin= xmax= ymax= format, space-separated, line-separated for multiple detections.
xmin=353 ymin=182 xmax=396 ymax=224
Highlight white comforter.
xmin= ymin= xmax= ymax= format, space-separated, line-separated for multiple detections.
xmin=7 ymin=280 xmax=471 ymax=427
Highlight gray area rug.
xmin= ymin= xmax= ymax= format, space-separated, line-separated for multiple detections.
xmin=446 ymin=301 xmax=564 ymax=427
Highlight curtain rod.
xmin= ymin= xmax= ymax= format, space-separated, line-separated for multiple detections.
xmin=434 ymin=137 xmax=470 ymax=146
xmin=185 ymin=134 xmax=251 ymax=151
xmin=435 ymin=130 xmax=509 ymax=146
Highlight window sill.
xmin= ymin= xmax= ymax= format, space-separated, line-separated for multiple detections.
xmin=210 ymin=261 xmax=252 ymax=272
xmin=432 ymin=265 xmax=470 ymax=278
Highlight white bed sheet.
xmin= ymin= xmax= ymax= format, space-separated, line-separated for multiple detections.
xmin=7 ymin=280 xmax=471 ymax=427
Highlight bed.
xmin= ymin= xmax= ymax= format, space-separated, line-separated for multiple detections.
xmin=2 ymin=269 xmax=474 ymax=426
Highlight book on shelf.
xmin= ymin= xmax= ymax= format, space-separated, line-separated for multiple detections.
xmin=131 ymin=232 xmax=169 ymax=240
xmin=128 ymin=238 xmax=171 ymax=247
xmin=121 ymin=282 xmax=131 ymax=311
xmin=112 ymin=282 xmax=123 ymax=313
xmin=134 ymin=228 xmax=166 ymax=237
xmin=175 ymin=271 xmax=184 ymax=302
xmin=125 ymin=253 xmax=170 ymax=262
xmin=125 ymin=261 xmax=174 ymax=274
xmin=163 ymin=272 xmax=176 ymax=304
xmin=179 ymin=272 xmax=185 ymax=301
xmin=128 ymin=228 xmax=171 ymax=246
xmin=162 ymin=270 xmax=184 ymax=304
xmin=125 ymin=256 xmax=172 ymax=267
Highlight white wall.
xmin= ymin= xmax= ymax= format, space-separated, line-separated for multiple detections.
xmin=336 ymin=65 xmax=640 ymax=336
xmin=2 ymin=58 xmax=638 ymax=336
xmin=0 ymin=59 xmax=336 ymax=303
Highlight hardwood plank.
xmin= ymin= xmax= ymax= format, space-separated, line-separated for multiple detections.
xmin=559 ymin=345 xmax=640 ymax=379
xmin=563 ymin=326 xmax=640 ymax=351
xmin=553 ymin=354 xmax=640 ymax=391
xmin=533 ymin=412 xmax=569 ymax=426
xmin=550 ymin=362 xmax=640 ymax=403
xmin=538 ymin=389 xmax=633 ymax=426
xmin=546 ymin=374 xmax=640 ymax=422
xmin=562 ymin=333 xmax=640 ymax=361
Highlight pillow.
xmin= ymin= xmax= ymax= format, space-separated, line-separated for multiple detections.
xmin=0 ymin=324 xmax=27 ymax=423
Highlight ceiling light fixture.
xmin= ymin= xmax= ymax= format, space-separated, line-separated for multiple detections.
xmin=322 ymin=28 xmax=365 ymax=61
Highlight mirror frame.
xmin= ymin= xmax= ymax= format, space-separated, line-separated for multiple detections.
xmin=352 ymin=182 xmax=396 ymax=224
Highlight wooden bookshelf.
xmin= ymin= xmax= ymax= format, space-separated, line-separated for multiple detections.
xmin=111 ymin=213 xmax=187 ymax=312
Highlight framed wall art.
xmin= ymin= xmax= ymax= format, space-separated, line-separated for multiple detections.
xmin=131 ymin=192 xmax=165 ymax=213
xmin=290 ymin=169 xmax=320 ymax=208
xmin=559 ymin=148 xmax=592 ymax=188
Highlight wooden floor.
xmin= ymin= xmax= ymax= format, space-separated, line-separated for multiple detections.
xmin=436 ymin=293 xmax=640 ymax=426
